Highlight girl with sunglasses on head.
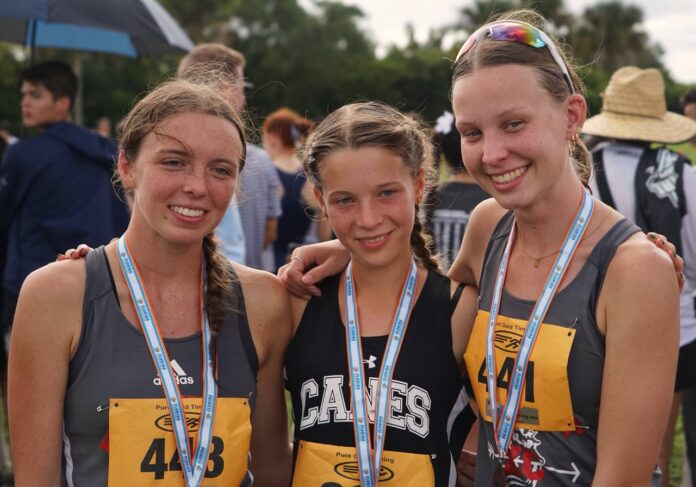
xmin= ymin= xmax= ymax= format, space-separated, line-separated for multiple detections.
xmin=285 ymin=101 xmax=479 ymax=486
xmin=8 ymin=79 xmax=292 ymax=486
xmin=281 ymin=10 xmax=681 ymax=486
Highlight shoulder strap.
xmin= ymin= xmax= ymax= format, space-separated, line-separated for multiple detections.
xmin=449 ymin=283 xmax=465 ymax=317
xmin=588 ymin=218 xmax=640 ymax=318
xmin=478 ymin=211 xmax=514 ymax=291
xmin=592 ymin=149 xmax=617 ymax=210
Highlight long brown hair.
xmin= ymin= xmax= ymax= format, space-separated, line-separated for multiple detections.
xmin=452 ymin=9 xmax=592 ymax=186
xmin=303 ymin=101 xmax=442 ymax=273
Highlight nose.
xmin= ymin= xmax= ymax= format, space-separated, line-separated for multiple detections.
xmin=481 ymin=132 xmax=509 ymax=166
xmin=356 ymin=200 xmax=382 ymax=229
xmin=182 ymin=167 xmax=208 ymax=197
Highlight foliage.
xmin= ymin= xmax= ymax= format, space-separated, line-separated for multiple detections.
xmin=0 ymin=0 xmax=692 ymax=136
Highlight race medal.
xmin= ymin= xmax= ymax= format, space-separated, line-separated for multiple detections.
xmin=108 ymin=397 xmax=251 ymax=486
xmin=116 ymin=236 xmax=218 ymax=487
xmin=344 ymin=258 xmax=419 ymax=487
xmin=477 ymin=189 xmax=593 ymax=460
xmin=291 ymin=440 xmax=435 ymax=487
xmin=464 ymin=311 xmax=576 ymax=431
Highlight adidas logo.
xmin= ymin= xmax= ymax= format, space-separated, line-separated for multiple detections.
xmin=153 ymin=359 xmax=194 ymax=386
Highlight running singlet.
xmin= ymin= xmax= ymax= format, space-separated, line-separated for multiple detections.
xmin=62 ymin=247 xmax=258 ymax=486
xmin=285 ymin=270 xmax=476 ymax=486
xmin=464 ymin=212 xmax=638 ymax=486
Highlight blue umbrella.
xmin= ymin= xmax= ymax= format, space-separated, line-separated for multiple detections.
xmin=0 ymin=0 xmax=194 ymax=59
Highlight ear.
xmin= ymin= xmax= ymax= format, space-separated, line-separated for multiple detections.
xmin=564 ymin=94 xmax=587 ymax=140
xmin=312 ymin=185 xmax=327 ymax=216
xmin=55 ymin=96 xmax=72 ymax=116
xmin=118 ymin=150 xmax=136 ymax=190
xmin=415 ymin=169 xmax=426 ymax=206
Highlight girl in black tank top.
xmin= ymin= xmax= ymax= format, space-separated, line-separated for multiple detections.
xmin=285 ymin=102 xmax=479 ymax=487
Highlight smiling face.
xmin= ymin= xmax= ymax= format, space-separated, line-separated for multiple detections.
xmin=119 ymin=111 xmax=243 ymax=248
xmin=452 ymin=64 xmax=584 ymax=211
xmin=313 ymin=147 xmax=424 ymax=270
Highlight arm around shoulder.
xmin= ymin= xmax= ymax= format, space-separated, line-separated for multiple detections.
xmin=593 ymin=236 xmax=680 ymax=485
xmin=8 ymin=260 xmax=85 ymax=487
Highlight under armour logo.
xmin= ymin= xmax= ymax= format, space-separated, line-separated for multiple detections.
xmin=363 ymin=355 xmax=377 ymax=369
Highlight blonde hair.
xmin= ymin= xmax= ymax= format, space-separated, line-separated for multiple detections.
xmin=452 ymin=9 xmax=592 ymax=186
xmin=118 ymin=78 xmax=246 ymax=333
xmin=303 ymin=101 xmax=442 ymax=272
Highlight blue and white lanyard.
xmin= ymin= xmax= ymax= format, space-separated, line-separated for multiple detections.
xmin=117 ymin=236 xmax=217 ymax=487
xmin=486 ymin=189 xmax=594 ymax=458
xmin=344 ymin=258 xmax=418 ymax=487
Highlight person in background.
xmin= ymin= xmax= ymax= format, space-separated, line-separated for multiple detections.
xmin=425 ymin=111 xmax=489 ymax=269
xmin=680 ymin=84 xmax=696 ymax=487
xmin=95 ymin=116 xmax=112 ymax=139
xmin=262 ymin=108 xmax=323 ymax=270
xmin=0 ymin=60 xmax=130 ymax=394
xmin=178 ymin=44 xmax=282 ymax=269
xmin=0 ymin=120 xmax=18 ymax=147
xmin=671 ymin=87 xmax=696 ymax=164
xmin=582 ymin=66 xmax=696 ymax=487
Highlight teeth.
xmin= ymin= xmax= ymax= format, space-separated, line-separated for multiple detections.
xmin=171 ymin=206 xmax=204 ymax=217
xmin=362 ymin=235 xmax=386 ymax=244
xmin=491 ymin=166 xmax=526 ymax=184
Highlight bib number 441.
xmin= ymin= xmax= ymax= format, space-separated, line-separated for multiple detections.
xmin=140 ymin=436 xmax=224 ymax=479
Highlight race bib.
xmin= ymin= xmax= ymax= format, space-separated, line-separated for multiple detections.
xmin=292 ymin=440 xmax=435 ymax=486
xmin=464 ymin=310 xmax=576 ymax=431
xmin=108 ymin=397 xmax=251 ymax=486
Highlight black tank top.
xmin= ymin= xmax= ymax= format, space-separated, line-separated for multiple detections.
xmin=285 ymin=269 xmax=475 ymax=486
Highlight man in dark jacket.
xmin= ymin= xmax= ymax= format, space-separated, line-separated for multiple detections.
xmin=0 ymin=61 xmax=130 ymax=346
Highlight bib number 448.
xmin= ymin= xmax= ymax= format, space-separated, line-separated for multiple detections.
xmin=140 ymin=436 xmax=224 ymax=479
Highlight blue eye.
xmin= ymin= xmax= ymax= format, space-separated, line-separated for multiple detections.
xmin=462 ymin=129 xmax=481 ymax=140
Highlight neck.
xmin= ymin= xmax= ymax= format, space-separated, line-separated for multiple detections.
xmin=122 ymin=225 xmax=203 ymax=282
xmin=514 ymin=177 xmax=585 ymax=255
xmin=350 ymin=253 xmax=413 ymax=293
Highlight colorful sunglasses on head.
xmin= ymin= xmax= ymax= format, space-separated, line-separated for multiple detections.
xmin=455 ymin=20 xmax=575 ymax=95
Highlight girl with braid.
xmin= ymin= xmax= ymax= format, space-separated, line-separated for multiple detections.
xmin=8 ymin=79 xmax=291 ymax=486
xmin=284 ymin=101 xmax=479 ymax=486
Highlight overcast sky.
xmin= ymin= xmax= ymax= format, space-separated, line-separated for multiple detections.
xmin=308 ymin=0 xmax=696 ymax=84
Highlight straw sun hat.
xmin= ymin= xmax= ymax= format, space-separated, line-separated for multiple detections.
xmin=582 ymin=66 xmax=696 ymax=144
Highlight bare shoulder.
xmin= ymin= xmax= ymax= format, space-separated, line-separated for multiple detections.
xmin=607 ymin=232 xmax=676 ymax=284
xmin=232 ymin=263 xmax=291 ymax=362
xmin=14 ymin=259 xmax=87 ymax=355
xmin=232 ymin=263 xmax=288 ymax=312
